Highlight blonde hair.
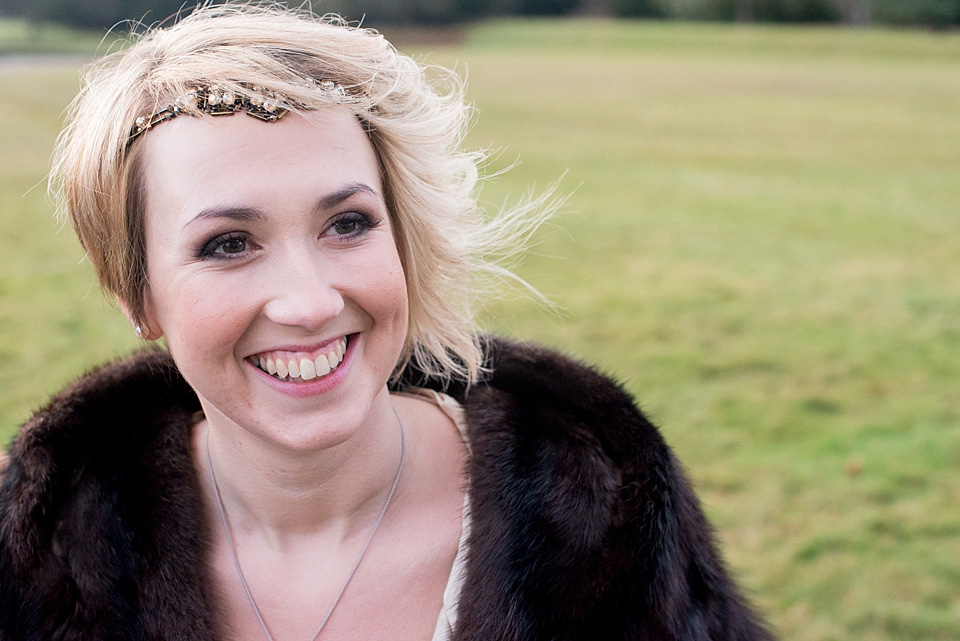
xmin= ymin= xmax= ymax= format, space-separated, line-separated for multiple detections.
xmin=51 ymin=2 xmax=551 ymax=384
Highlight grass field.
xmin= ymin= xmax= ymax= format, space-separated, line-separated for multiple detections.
xmin=2 ymin=18 xmax=959 ymax=641
xmin=0 ymin=18 xmax=118 ymax=55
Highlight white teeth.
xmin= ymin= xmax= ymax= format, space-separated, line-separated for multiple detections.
xmin=315 ymin=354 xmax=331 ymax=376
xmin=256 ymin=335 xmax=349 ymax=381
xmin=300 ymin=358 xmax=317 ymax=380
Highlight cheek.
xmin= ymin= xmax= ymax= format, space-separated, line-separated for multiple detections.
xmin=354 ymin=242 xmax=409 ymax=342
xmin=382 ymin=250 xmax=410 ymax=324
xmin=366 ymin=258 xmax=409 ymax=377
xmin=163 ymin=299 xmax=255 ymax=386
xmin=150 ymin=272 xmax=255 ymax=353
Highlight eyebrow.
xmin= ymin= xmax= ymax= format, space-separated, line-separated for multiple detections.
xmin=184 ymin=206 xmax=266 ymax=229
xmin=317 ymin=183 xmax=380 ymax=210
xmin=182 ymin=182 xmax=381 ymax=229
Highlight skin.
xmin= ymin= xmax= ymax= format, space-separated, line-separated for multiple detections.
xmin=136 ymin=108 xmax=467 ymax=640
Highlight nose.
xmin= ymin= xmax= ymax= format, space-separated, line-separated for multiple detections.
xmin=261 ymin=248 xmax=345 ymax=330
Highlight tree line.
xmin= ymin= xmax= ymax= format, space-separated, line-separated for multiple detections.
xmin=1 ymin=0 xmax=958 ymax=30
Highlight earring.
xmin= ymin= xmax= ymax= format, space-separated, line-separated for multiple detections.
xmin=135 ymin=325 xmax=144 ymax=339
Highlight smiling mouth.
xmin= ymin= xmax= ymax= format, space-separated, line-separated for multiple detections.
xmin=252 ymin=336 xmax=349 ymax=382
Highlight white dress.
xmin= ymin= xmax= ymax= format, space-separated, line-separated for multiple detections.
xmin=397 ymin=389 xmax=470 ymax=641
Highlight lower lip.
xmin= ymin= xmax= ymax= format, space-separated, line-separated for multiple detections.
xmin=249 ymin=335 xmax=356 ymax=398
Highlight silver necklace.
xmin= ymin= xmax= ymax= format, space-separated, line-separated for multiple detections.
xmin=205 ymin=410 xmax=406 ymax=641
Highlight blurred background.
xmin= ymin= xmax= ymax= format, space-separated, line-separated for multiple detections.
xmin=3 ymin=0 xmax=960 ymax=29
xmin=1 ymin=1 xmax=958 ymax=640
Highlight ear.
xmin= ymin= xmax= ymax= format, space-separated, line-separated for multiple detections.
xmin=119 ymin=294 xmax=163 ymax=341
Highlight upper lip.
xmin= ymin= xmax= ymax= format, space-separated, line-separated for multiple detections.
xmin=247 ymin=333 xmax=351 ymax=358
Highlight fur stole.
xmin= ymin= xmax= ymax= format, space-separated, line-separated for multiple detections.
xmin=0 ymin=337 xmax=772 ymax=640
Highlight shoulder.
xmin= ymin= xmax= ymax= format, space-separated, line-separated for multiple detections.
xmin=409 ymin=336 xmax=773 ymax=641
xmin=0 ymin=350 xmax=209 ymax=636
xmin=460 ymin=336 xmax=687 ymax=569
xmin=5 ymin=348 xmax=194 ymax=465
xmin=1 ymin=349 xmax=198 ymax=537
xmin=468 ymin=336 xmax=666 ymax=467
xmin=462 ymin=336 xmax=670 ymax=551
xmin=1 ymin=346 xmax=200 ymax=526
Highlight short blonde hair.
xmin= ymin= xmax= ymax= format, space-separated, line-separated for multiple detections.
xmin=51 ymin=2 xmax=549 ymax=383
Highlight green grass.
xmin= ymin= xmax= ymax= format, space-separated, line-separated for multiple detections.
xmin=2 ymin=18 xmax=959 ymax=641
xmin=0 ymin=18 xmax=118 ymax=55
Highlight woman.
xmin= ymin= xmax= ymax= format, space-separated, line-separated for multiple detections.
xmin=0 ymin=4 xmax=773 ymax=640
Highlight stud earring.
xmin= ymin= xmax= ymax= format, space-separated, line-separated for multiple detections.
xmin=135 ymin=325 xmax=144 ymax=339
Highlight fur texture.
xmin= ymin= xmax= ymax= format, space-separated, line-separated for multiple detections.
xmin=0 ymin=337 xmax=773 ymax=640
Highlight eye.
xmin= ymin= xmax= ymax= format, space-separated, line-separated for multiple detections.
xmin=199 ymin=233 xmax=251 ymax=259
xmin=325 ymin=212 xmax=382 ymax=240
xmin=217 ymin=237 xmax=247 ymax=254
xmin=332 ymin=218 xmax=360 ymax=236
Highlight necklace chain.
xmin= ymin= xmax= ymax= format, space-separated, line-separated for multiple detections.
xmin=205 ymin=409 xmax=406 ymax=641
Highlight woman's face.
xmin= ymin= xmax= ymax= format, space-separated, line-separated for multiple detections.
xmin=138 ymin=108 xmax=408 ymax=450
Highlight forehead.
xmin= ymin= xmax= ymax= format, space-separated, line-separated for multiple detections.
xmin=138 ymin=108 xmax=382 ymax=222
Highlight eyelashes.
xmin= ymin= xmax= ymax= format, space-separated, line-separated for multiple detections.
xmin=328 ymin=211 xmax=382 ymax=238
xmin=195 ymin=212 xmax=383 ymax=260
xmin=199 ymin=232 xmax=250 ymax=259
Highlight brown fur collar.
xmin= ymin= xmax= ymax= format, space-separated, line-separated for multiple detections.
xmin=0 ymin=337 xmax=772 ymax=640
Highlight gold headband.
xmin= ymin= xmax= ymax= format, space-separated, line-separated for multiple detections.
xmin=128 ymin=81 xmax=346 ymax=142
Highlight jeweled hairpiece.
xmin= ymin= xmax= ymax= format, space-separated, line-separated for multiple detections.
xmin=128 ymin=81 xmax=346 ymax=143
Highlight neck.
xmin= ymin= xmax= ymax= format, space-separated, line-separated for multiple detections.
xmin=194 ymin=388 xmax=404 ymax=548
